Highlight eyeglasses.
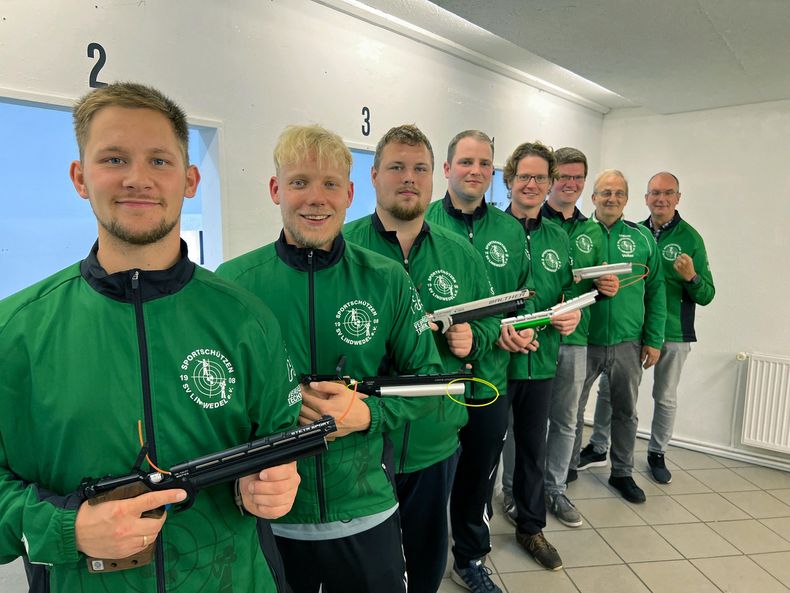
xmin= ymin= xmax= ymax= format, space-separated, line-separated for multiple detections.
xmin=558 ymin=174 xmax=585 ymax=183
xmin=647 ymin=189 xmax=678 ymax=198
xmin=514 ymin=174 xmax=550 ymax=185
xmin=595 ymin=190 xmax=627 ymax=198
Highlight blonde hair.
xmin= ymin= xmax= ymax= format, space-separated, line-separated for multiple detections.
xmin=273 ymin=124 xmax=352 ymax=176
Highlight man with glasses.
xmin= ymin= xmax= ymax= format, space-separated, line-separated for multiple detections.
xmin=536 ymin=148 xmax=619 ymax=526
xmin=581 ymin=172 xmax=714 ymax=484
xmin=497 ymin=141 xmax=579 ymax=570
xmin=574 ymin=170 xmax=665 ymax=503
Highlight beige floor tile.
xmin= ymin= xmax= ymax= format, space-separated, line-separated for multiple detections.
xmin=723 ymin=490 xmax=790 ymax=518
xmin=630 ymin=494 xmax=700 ymax=524
xmin=708 ymin=453 xmax=754 ymax=468
xmin=762 ymin=517 xmax=790 ymax=540
xmin=731 ymin=466 xmax=790 ymax=490
xmin=770 ymin=489 xmax=790 ymax=505
xmin=540 ymin=528 xmax=622 ymax=568
xmin=596 ymin=525 xmax=682 ymax=563
xmin=630 ymin=559 xmax=720 ymax=593
xmin=489 ymin=502 xmax=515 ymax=536
xmin=750 ymin=551 xmax=790 ymax=586
xmin=565 ymin=564 xmax=650 ymax=593
xmin=672 ymin=492 xmax=751 ymax=521
xmin=633 ymin=436 xmax=649 ymax=453
xmin=565 ymin=472 xmax=615 ymax=500
xmin=654 ymin=522 xmax=741 ymax=558
xmin=652 ymin=469 xmax=711 ymax=495
xmin=665 ymin=448 xmax=725 ymax=470
xmin=693 ymin=555 xmax=790 ymax=593
xmin=488 ymin=534 xmax=544 ymax=573
xmin=500 ymin=569 xmax=580 ymax=593
xmin=574 ymin=497 xmax=645 ymax=528
xmin=686 ymin=468 xmax=759 ymax=492
xmin=708 ymin=519 xmax=790 ymax=554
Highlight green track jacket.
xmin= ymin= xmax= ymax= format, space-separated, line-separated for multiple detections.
xmin=587 ymin=216 xmax=667 ymax=349
xmin=425 ymin=194 xmax=532 ymax=398
xmin=541 ymin=203 xmax=607 ymax=346
xmin=642 ymin=212 xmax=715 ymax=342
xmin=505 ymin=207 xmax=573 ymax=380
xmin=345 ymin=212 xmax=500 ymax=473
xmin=0 ymin=242 xmax=300 ymax=593
xmin=217 ymin=234 xmax=442 ymax=523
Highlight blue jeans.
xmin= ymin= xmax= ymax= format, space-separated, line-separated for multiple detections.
xmin=589 ymin=342 xmax=691 ymax=455
xmin=573 ymin=342 xmax=643 ymax=477
xmin=544 ymin=345 xmax=587 ymax=499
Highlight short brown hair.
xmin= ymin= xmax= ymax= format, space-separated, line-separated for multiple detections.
xmin=502 ymin=141 xmax=556 ymax=188
xmin=273 ymin=124 xmax=352 ymax=176
xmin=73 ymin=82 xmax=189 ymax=165
xmin=555 ymin=147 xmax=588 ymax=178
xmin=373 ymin=124 xmax=434 ymax=171
xmin=446 ymin=130 xmax=494 ymax=164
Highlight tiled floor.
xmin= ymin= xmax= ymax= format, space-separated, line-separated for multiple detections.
xmin=2 ymin=436 xmax=789 ymax=592
xmin=439 ymin=435 xmax=790 ymax=593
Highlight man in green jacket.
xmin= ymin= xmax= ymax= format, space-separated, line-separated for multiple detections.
xmin=496 ymin=141 xmax=580 ymax=571
xmin=527 ymin=147 xmax=619 ymax=528
xmin=640 ymin=172 xmax=714 ymax=482
xmin=217 ymin=124 xmax=443 ymax=593
xmin=574 ymin=170 xmax=666 ymax=504
xmin=345 ymin=124 xmax=500 ymax=593
xmin=0 ymin=83 xmax=302 ymax=593
xmin=425 ymin=130 xmax=534 ymax=593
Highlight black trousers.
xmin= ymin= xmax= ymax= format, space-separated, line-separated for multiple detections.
xmin=275 ymin=511 xmax=407 ymax=593
xmin=509 ymin=378 xmax=555 ymax=535
xmin=450 ymin=393 xmax=511 ymax=565
xmin=396 ymin=449 xmax=459 ymax=593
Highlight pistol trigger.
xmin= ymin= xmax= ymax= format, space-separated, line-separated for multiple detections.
xmin=173 ymin=484 xmax=197 ymax=513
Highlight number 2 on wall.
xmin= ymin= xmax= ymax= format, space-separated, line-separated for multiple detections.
xmin=87 ymin=42 xmax=108 ymax=88
xmin=361 ymin=106 xmax=371 ymax=137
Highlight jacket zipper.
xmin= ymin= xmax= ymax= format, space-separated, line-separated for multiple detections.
xmin=525 ymin=233 xmax=534 ymax=379
xmin=307 ymin=251 xmax=327 ymax=522
xmin=131 ymin=270 xmax=166 ymax=593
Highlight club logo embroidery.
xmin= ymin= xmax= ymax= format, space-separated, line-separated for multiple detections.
xmin=541 ymin=249 xmax=562 ymax=272
xmin=427 ymin=269 xmax=459 ymax=302
xmin=180 ymin=349 xmax=236 ymax=409
xmin=485 ymin=240 xmax=509 ymax=268
xmin=616 ymin=236 xmax=636 ymax=257
xmin=575 ymin=234 xmax=593 ymax=254
xmin=335 ymin=300 xmax=380 ymax=345
xmin=662 ymin=243 xmax=682 ymax=262
xmin=286 ymin=357 xmax=302 ymax=406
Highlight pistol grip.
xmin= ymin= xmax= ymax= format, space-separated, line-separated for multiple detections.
xmin=86 ymin=544 xmax=156 ymax=573
xmin=85 ymin=480 xmax=165 ymax=572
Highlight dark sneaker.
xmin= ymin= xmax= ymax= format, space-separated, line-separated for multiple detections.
xmin=566 ymin=468 xmax=578 ymax=484
xmin=502 ymin=493 xmax=517 ymax=526
xmin=608 ymin=475 xmax=646 ymax=503
xmin=648 ymin=452 xmax=672 ymax=484
xmin=578 ymin=443 xmax=607 ymax=469
xmin=547 ymin=494 xmax=583 ymax=527
xmin=516 ymin=531 xmax=563 ymax=570
xmin=451 ymin=559 xmax=502 ymax=593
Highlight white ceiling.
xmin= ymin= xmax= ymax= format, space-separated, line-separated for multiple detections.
xmin=351 ymin=0 xmax=790 ymax=115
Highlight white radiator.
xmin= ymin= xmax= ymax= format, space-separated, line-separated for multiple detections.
xmin=741 ymin=352 xmax=790 ymax=454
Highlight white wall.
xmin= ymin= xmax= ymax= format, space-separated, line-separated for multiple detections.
xmin=601 ymin=101 xmax=790 ymax=467
xmin=0 ymin=0 xmax=602 ymax=260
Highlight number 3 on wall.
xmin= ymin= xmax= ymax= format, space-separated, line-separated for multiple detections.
xmin=361 ymin=106 xmax=371 ymax=137
xmin=87 ymin=42 xmax=108 ymax=88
